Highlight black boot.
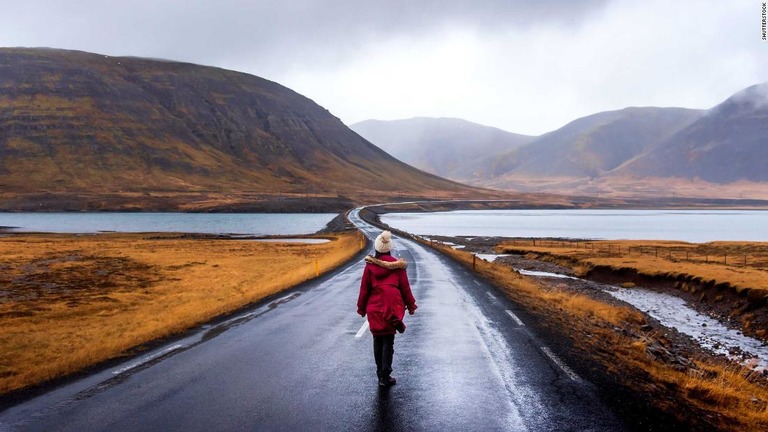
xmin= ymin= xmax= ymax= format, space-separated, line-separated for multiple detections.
xmin=378 ymin=376 xmax=397 ymax=387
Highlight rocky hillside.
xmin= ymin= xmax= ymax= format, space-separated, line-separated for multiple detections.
xmin=478 ymin=94 xmax=768 ymax=199
xmin=0 ymin=48 xmax=489 ymax=211
xmin=354 ymin=86 xmax=768 ymax=199
xmin=488 ymin=107 xmax=703 ymax=178
xmin=350 ymin=117 xmax=534 ymax=180
xmin=613 ymin=83 xmax=768 ymax=183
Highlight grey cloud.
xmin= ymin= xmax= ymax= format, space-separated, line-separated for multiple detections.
xmin=0 ymin=0 xmax=610 ymax=75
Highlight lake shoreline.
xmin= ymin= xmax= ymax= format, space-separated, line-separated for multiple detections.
xmin=2 ymin=193 xmax=768 ymax=213
xmin=0 ymin=213 xmax=340 ymax=236
xmin=379 ymin=208 xmax=768 ymax=243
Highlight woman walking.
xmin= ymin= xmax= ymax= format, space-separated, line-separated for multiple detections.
xmin=357 ymin=230 xmax=417 ymax=387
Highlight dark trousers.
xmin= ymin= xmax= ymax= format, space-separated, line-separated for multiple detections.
xmin=373 ymin=334 xmax=395 ymax=379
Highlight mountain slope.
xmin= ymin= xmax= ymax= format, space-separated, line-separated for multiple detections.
xmin=488 ymin=107 xmax=704 ymax=179
xmin=350 ymin=117 xmax=534 ymax=180
xmin=0 ymin=48 xmax=487 ymax=210
xmin=613 ymin=83 xmax=768 ymax=183
xmin=349 ymin=83 xmax=768 ymax=200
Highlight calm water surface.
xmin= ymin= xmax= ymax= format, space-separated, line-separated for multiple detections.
xmin=0 ymin=213 xmax=336 ymax=235
xmin=381 ymin=210 xmax=768 ymax=242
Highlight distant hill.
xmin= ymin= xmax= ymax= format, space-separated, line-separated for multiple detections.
xmin=353 ymin=88 xmax=768 ymax=200
xmin=350 ymin=117 xmax=534 ymax=180
xmin=613 ymin=83 xmax=768 ymax=183
xmin=474 ymin=90 xmax=768 ymax=199
xmin=487 ymin=107 xmax=703 ymax=179
xmin=0 ymin=48 xmax=490 ymax=211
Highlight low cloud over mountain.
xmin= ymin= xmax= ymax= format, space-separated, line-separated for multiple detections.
xmin=355 ymin=83 xmax=768 ymax=199
xmin=350 ymin=117 xmax=534 ymax=180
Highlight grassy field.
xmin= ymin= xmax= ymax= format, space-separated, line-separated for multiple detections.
xmin=0 ymin=230 xmax=362 ymax=395
xmin=428 ymin=240 xmax=768 ymax=431
xmin=495 ymin=239 xmax=768 ymax=341
xmin=495 ymin=238 xmax=768 ymax=293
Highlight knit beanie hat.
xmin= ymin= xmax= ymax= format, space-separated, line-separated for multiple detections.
xmin=374 ymin=230 xmax=393 ymax=253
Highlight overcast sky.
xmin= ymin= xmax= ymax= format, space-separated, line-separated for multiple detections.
xmin=0 ymin=0 xmax=764 ymax=135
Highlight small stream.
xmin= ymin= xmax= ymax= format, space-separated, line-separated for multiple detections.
xmin=478 ymin=253 xmax=768 ymax=371
xmin=608 ymin=288 xmax=768 ymax=370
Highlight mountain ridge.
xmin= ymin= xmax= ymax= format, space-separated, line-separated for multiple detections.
xmin=353 ymin=83 xmax=768 ymax=199
xmin=488 ymin=106 xmax=704 ymax=179
xmin=350 ymin=117 xmax=534 ymax=180
xmin=0 ymin=48 xmax=494 ymax=210
xmin=612 ymin=83 xmax=768 ymax=184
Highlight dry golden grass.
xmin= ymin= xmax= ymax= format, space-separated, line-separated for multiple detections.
xmin=614 ymin=337 xmax=768 ymax=430
xmin=0 ymin=231 xmax=363 ymax=394
xmin=495 ymin=239 xmax=768 ymax=295
xmin=438 ymin=243 xmax=643 ymax=325
xmin=428 ymin=241 xmax=768 ymax=431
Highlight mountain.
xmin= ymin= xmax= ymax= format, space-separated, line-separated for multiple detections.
xmin=350 ymin=117 xmax=534 ymax=180
xmin=0 ymin=48 xmax=489 ymax=211
xmin=613 ymin=83 xmax=768 ymax=183
xmin=473 ymin=89 xmax=768 ymax=199
xmin=487 ymin=107 xmax=703 ymax=179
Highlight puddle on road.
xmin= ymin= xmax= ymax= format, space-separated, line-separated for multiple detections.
xmin=516 ymin=267 xmax=768 ymax=371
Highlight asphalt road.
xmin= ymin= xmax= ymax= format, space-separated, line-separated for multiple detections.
xmin=0 ymin=208 xmax=627 ymax=431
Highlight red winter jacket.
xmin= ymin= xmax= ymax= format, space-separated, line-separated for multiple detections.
xmin=357 ymin=253 xmax=417 ymax=336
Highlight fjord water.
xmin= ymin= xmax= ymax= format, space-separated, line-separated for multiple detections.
xmin=381 ymin=209 xmax=768 ymax=242
xmin=0 ymin=213 xmax=337 ymax=235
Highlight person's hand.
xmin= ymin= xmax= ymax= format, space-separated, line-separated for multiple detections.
xmin=358 ymin=310 xmax=366 ymax=317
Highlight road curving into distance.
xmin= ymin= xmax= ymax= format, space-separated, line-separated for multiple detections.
xmin=0 ymin=207 xmax=626 ymax=431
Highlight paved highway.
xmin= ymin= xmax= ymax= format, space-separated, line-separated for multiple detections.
xmin=0 ymin=208 xmax=626 ymax=431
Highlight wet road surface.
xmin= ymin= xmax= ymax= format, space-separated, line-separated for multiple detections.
xmin=0 ymin=208 xmax=626 ymax=431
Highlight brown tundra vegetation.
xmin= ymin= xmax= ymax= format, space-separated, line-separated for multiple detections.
xmin=0 ymin=231 xmax=361 ymax=395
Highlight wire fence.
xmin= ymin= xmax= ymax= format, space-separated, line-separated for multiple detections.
xmin=504 ymin=238 xmax=768 ymax=269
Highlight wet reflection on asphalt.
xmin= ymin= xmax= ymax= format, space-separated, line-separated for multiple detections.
xmin=0 ymin=208 xmax=627 ymax=432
